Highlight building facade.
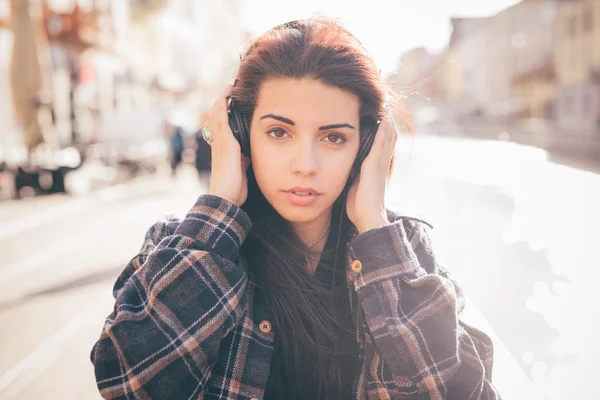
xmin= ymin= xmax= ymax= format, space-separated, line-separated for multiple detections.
xmin=554 ymin=0 xmax=600 ymax=138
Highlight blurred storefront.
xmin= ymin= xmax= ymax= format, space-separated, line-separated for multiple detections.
xmin=440 ymin=1 xmax=558 ymax=124
xmin=43 ymin=0 xmax=129 ymax=146
xmin=0 ymin=1 xmax=22 ymax=166
xmin=554 ymin=0 xmax=600 ymax=140
xmin=0 ymin=0 xmax=243 ymax=199
xmin=0 ymin=0 xmax=128 ymax=152
xmin=512 ymin=61 xmax=556 ymax=133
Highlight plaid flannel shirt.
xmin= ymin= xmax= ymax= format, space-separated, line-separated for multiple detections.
xmin=91 ymin=194 xmax=498 ymax=399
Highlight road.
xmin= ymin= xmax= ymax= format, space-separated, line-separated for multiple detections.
xmin=0 ymin=135 xmax=598 ymax=400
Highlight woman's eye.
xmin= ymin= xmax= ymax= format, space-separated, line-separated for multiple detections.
xmin=324 ymin=134 xmax=346 ymax=145
xmin=267 ymin=128 xmax=288 ymax=139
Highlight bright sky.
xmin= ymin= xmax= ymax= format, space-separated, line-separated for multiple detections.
xmin=239 ymin=0 xmax=520 ymax=75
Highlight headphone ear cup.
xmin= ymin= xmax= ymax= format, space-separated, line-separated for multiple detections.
xmin=240 ymin=113 xmax=251 ymax=154
xmin=228 ymin=106 xmax=251 ymax=157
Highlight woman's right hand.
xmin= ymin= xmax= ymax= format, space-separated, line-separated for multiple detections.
xmin=206 ymin=84 xmax=251 ymax=207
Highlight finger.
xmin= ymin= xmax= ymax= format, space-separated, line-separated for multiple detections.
xmin=378 ymin=116 xmax=396 ymax=152
xmin=223 ymin=83 xmax=233 ymax=97
xmin=364 ymin=119 xmax=388 ymax=162
xmin=387 ymin=113 xmax=399 ymax=151
xmin=383 ymin=121 xmax=397 ymax=158
xmin=207 ymin=88 xmax=237 ymax=147
xmin=222 ymin=84 xmax=234 ymax=112
xmin=213 ymin=90 xmax=231 ymax=129
xmin=347 ymin=175 xmax=358 ymax=199
xmin=364 ymin=123 xmax=393 ymax=174
xmin=389 ymin=111 xmax=400 ymax=138
xmin=209 ymin=84 xmax=233 ymax=121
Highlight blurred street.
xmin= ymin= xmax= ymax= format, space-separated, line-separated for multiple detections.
xmin=0 ymin=166 xmax=205 ymax=400
xmin=0 ymin=134 xmax=598 ymax=400
xmin=1 ymin=0 xmax=599 ymax=399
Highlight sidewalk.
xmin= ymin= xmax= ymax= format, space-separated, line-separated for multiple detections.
xmin=430 ymin=122 xmax=600 ymax=174
xmin=506 ymin=128 xmax=600 ymax=174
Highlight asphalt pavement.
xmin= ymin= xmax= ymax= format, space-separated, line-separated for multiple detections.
xmin=0 ymin=135 xmax=598 ymax=400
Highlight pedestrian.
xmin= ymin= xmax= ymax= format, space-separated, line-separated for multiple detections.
xmin=169 ymin=124 xmax=184 ymax=177
xmin=194 ymin=126 xmax=212 ymax=185
xmin=91 ymin=18 xmax=499 ymax=399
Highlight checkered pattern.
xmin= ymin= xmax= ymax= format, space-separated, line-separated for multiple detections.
xmin=91 ymin=195 xmax=498 ymax=399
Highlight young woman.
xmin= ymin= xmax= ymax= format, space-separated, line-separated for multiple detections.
xmin=91 ymin=18 xmax=499 ymax=400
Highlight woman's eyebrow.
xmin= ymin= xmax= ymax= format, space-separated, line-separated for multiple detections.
xmin=318 ymin=123 xmax=355 ymax=131
xmin=260 ymin=114 xmax=295 ymax=125
xmin=260 ymin=114 xmax=356 ymax=131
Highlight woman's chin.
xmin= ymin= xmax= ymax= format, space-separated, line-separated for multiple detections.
xmin=270 ymin=200 xmax=331 ymax=224
xmin=275 ymin=208 xmax=320 ymax=224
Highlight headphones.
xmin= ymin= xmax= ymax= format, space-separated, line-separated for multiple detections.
xmin=227 ymin=94 xmax=251 ymax=157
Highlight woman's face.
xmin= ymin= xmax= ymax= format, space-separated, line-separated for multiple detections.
xmin=250 ymin=78 xmax=360 ymax=224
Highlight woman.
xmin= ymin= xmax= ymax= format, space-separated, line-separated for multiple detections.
xmin=91 ymin=18 xmax=498 ymax=400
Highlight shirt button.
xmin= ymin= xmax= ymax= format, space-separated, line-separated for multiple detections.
xmin=259 ymin=320 xmax=272 ymax=333
xmin=351 ymin=259 xmax=362 ymax=273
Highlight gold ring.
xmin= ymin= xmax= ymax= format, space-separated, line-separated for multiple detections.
xmin=202 ymin=124 xmax=215 ymax=145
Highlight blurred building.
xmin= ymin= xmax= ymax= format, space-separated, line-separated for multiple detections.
xmin=41 ymin=0 xmax=130 ymax=145
xmin=439 ymin=49 xmax=461 ymax=106
xmin=125 ymin=0 xmax=242 ymax=120
xmin=506 ymin=0 xmax=558 ymax=132
xmin=1 ymin=0 xmax=57 ymax=156
xmin=394 ymin=47 xmax=435 ymax=92
xmin=0 ymin=1 xmax=15 ymax=155
xmin=555 ymin=0 xmax=600 ymax=139
xmin=452 ymin=1 xmax=558 ymax=124
xmin=450 ymin=17 xmax=490 ymax=119
xmin=0 ymin=0 xmax=244 ymax=198
xmin=1 ymin=0 xmax=243 ymax=145
xmin=396 ymin=17 xmax=489 ymax=133
xmin=395 ymin=0 xmax=566 ymax=142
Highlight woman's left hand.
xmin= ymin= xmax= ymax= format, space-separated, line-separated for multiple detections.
xmin=346 ymin=116 xmax=398 ymax=235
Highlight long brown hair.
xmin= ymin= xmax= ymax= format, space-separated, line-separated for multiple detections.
xmin=234 ymin=18 xmax=403 ymax=398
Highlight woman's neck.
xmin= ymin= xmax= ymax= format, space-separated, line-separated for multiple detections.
xmin=306 ymin=239 xmax=328 ymax=276
xmin=293 ymin=211 xmax=332 ymax=275
xmin=293 ymin=212 xmax=331 ymax=249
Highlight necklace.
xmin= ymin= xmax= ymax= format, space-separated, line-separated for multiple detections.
xmin=307 ymin=215 xmax=332 ymax=249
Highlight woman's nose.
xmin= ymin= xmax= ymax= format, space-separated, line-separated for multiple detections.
xmin=289 ymin=138 xmax=318 ymax=176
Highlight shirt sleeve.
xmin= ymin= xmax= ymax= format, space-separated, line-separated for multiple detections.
xmin=348 ymin=218 xmax=499 ymax=399
xmin=90 ymin=195 xmax=252 ymax=399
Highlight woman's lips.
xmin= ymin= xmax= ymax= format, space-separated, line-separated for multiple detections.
xmin=284 ymin=191 xmax=321 ymax=206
